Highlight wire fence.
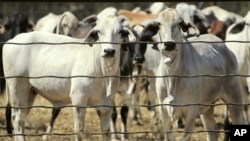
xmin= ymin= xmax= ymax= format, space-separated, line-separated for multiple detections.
xmin=0 ymin=40 xmax=249 ymax=140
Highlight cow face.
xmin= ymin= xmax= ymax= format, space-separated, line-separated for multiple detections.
xmin=132 ymin=20 xmax=160 ymax=65
xmin=84 ymin=16 xmax=135 ymax=58
xmin=157 ymin=8 xmax=188 ymax=63
xmin=175 ymin=3 xmax=201 ymax=37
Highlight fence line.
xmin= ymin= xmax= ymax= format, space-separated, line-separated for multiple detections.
xmin=0 ymin=40 xmax=250 ymax=45
xmin=1 ymin=73 xmax=250 ymax=79
xmin=0 ymin=130 xmax=229 ymax=138
xmin=0 ymin=102 xmax=248 ymax=110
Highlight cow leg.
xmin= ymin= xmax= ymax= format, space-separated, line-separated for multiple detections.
xmin=131 ymin=90 xmax=141 ymax=125
xmin=182 ymin=106 xmax=198 ymax=141
xmin=98 ymin=107 xmax=113 ymax=141
xmin=10 ymin=82 xmax=34 ymax=141
xmin=120 ymin=105 xmax=129 ymax=141
xmin=43 ymin=107 xmax=61 ymax=140
xmin=72 ymin=105 xmax=86 ymax=141
xmin=147 ymin=79 xmax=158 ymax=126
xmin=71 ymin=91 xmax=87 ymax=141
xmin=224 ymin=80 xmax=248 ymax=124
xmin=110 ymin=106 xmax=120 ymax=141
xmin=159 ymin=104 xmax=174 ymax=141
xmin=200 ymin=106 xmax=218 ymax=141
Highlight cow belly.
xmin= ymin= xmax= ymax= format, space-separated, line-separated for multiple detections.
xmin=30 ymin=78 xmax=107 ymax=106
xmin=30 ymin=78 xmax=71 ymax=104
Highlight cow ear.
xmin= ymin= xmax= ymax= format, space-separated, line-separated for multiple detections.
xmin=140 ymin=21 xmax=161 ymax=41
xmin=84 ymin=29 xmax=100 ymax=47
xmin=229 ymin=21 xmax=245 ymax=34
xmin=120 ymin=27 xmax=136 ymax=42
xmin=179 ymin=19 xmax=189 ymax=33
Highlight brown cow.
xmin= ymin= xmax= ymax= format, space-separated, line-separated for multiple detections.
xmin=208 ymin=20 xmax=228 ymax=40
xmin=118 ymin=9 xmax=158 ymax=26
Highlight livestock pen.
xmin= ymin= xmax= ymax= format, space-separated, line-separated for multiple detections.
xmin=0 ymin=2 xmax=250 ymax=141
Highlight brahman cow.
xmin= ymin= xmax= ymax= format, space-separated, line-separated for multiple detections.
xmin=225 ymin=10 xmax=250 ymax=121
xmin=4 ymin=15 xmax=135 ymax=141
xmin=133 ymin=8 xmax=248 ymax=141
xmin=34 ymin=11 xmax=78 ymax=36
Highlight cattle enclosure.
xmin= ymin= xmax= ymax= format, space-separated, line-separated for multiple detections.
xmin=0 ymin=2 xmax=250 ymax=141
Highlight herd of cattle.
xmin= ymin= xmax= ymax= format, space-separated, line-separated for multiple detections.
xmin=0 ymin=2 xmax=250 ymax=141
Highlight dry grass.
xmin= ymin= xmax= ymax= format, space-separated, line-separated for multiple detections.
xmin=0 ymin=89 xmax=230 ymax=141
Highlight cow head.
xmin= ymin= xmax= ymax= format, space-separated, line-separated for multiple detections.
xmin=84 ymin=15 xmax=136 ymax=58
xmin=132 ymin=20 xmax=160 ymax=65
xmin=132 ymin=8 xmax=189 ymax=65
xmin=56 ymin=11 xmax=78 ymax=36
xmin=158 ymin=8 xmax=188 ymax=64
xmin=175 ymin=3 xmax=202 ymax=37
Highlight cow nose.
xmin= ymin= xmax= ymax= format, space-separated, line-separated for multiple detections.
xmin=133 ymin=56 xmax=145 ymax=64
xmin=104 ymin=49 xmax=116 ymax=57
xmin=164 ymin=41 xmax=176 ymax=51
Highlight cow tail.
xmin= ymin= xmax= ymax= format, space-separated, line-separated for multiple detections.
xmin=5 ymin=84 xmax=12 ymax=136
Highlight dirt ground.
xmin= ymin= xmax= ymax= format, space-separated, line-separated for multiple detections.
xmin=0 ymin=89 xmax=229 ymax=141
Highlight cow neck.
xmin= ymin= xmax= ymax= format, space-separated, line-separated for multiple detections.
xmin=92 ymin=44 xmax=103 ymax=76
xmin=95 ymin=44 xmax=120 ymax=98
xmin=158 ymin=32 xmax=183 ymax=99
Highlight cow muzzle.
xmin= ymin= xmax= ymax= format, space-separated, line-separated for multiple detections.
xmin=163 ymin=41 xmax=176 ymax=51
xmin=102 ymin=48 xmax=116 ymax=57
xmin=133 ymin=55 xmax=145 ymax=65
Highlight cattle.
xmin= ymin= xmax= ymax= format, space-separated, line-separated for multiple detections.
xmin=131 ymin=20 xmax=162 ymax=125
xmin=201 ymin=5 xmax=243 ymax=27
xmin=132 ymin=8 xmax=248 ymax=141
xmin=34 ymin=11 xmax=78 ymax=36
xmin=225 ymin=10 xmax=250 ymax=121
xmin=42 ymin=8 xmax=135 ymax=141
xmin=4 ymin=15 xmax=136 ymax=141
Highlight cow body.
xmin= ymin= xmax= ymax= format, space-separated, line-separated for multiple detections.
xmin=133 ymin=8 xmax=248 ymax=141
xmin=4 ymin=16 xmax=135 ymax=141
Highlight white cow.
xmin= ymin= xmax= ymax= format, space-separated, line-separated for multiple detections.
xmin=225 ymin=10 xmax=250 ymax=120
xmin=34 ymin=11 xmax=78 ymax=36
xmin=4 ymin=15 xmax=135 ymax=141
xmin=133 ymin=8 xmax=248 ymax=141
xmin=201 ymin=5 xmax=243 ymax=26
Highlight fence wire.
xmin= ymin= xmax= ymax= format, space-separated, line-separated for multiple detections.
xmin=0 ymin=40 xmax=249 ymax=139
